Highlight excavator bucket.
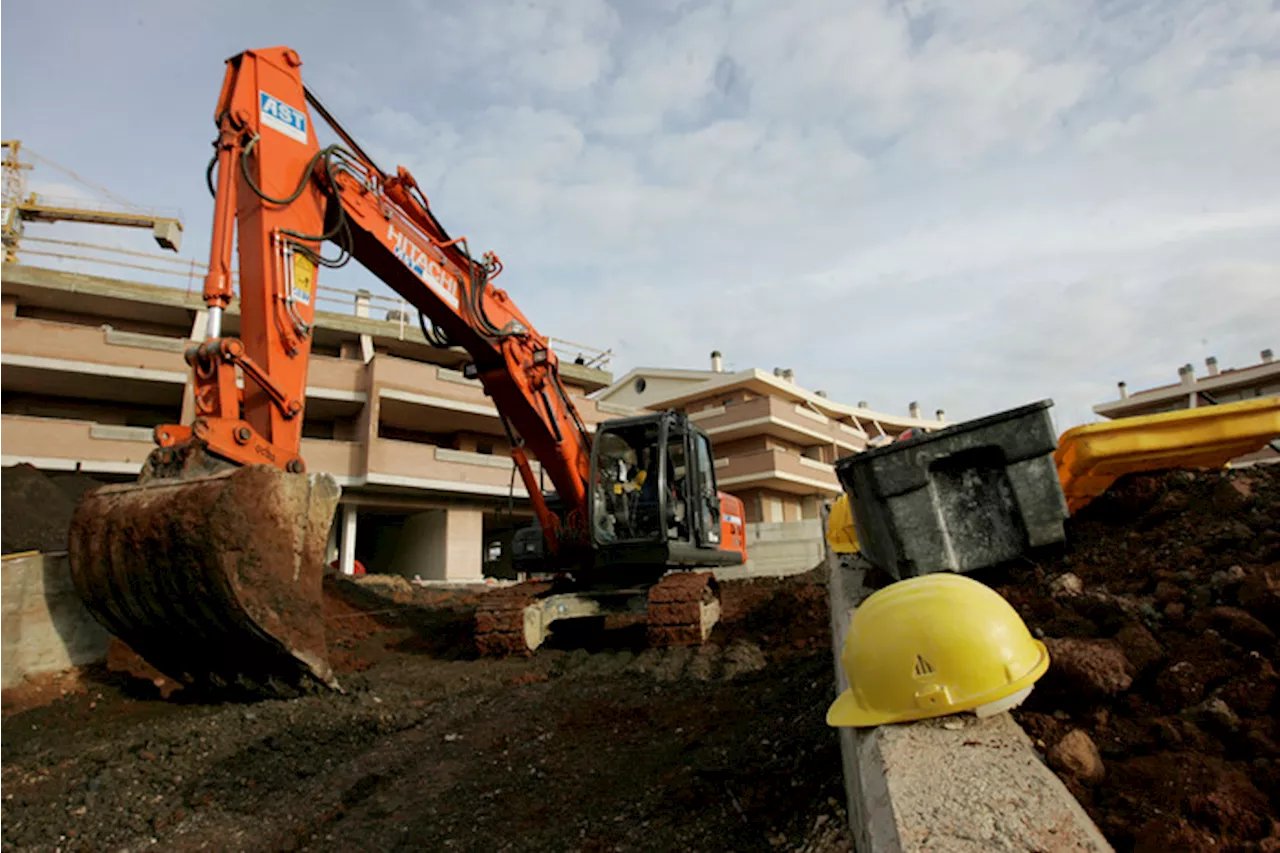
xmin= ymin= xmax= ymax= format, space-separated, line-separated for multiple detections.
xmin=67 ymin=463 xmax=343 ymax=699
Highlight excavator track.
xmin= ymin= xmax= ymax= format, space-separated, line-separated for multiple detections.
xmin=474 ymin=571 xmax=722 ymax=656
xmin=473 ymin=579 xmax=559 ymax=656
xmin=646 ymin=571 xmax=721 ymax=647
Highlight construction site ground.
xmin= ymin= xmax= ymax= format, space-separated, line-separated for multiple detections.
xmin=1 ymin=568 xmax=852 ymax=853
xmin=3 ymin=462 xmax=1278 ymax=852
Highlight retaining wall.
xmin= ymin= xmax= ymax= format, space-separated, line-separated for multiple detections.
xmin=2 ymin=551 xmax=110 ymax=688
xmin=714 ymin=519 xmax=824 ymax=580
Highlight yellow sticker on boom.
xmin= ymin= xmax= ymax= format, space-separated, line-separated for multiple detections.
xmin=293 ymin=252 xmax=315 ymax=306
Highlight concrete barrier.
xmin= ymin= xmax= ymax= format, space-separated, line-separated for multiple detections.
xmin=823 ymin=519 xmax=1113 ymax=851
xmin=2 ymin=551 xmax=111 ymax=688
xmin=714 ymin=519 xmax=825 ymax=580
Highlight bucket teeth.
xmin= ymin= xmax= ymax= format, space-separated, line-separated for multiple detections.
xmin=68 ymin=464 xmax=342 ymax=699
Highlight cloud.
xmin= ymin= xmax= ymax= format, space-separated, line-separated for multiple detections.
xmin=3 ymin=0 xmax=1278 ymax=432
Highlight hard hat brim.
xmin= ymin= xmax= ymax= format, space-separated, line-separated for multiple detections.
xmin=826 ymin=686 xmax=874 ymax=727
xmin=827 ymin=638 xmax=1051 ymax=728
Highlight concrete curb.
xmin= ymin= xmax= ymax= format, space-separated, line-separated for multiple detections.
xmin=823 ymin=528 xmax=1114 ymax=852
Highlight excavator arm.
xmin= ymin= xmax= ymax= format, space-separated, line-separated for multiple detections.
xmin=180 ymin=45 xmax=592 ymax=556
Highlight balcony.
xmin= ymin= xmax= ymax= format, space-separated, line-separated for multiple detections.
xmin=715 ymin=447 xmax=841 ymax=496
xmin=690 ymin=395 xmax=866 ymax=452
xmin=2 ymin=414 xmax=160 ymax=473
xmin=372 ymin=353 xmax=612 ymax=431
xmin=366 ymin=438 xmax=541 ymax=498
xmin=1 ymin=314 xmax=367 ymax=417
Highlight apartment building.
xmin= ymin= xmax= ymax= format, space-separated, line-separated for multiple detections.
xmin=593 ymin=353 xmax=945 ymax=575
xmin=1093 ymin=348 xmax=1280 ymax=465
xmin=0 ymin=261 xmax=618 ymax=581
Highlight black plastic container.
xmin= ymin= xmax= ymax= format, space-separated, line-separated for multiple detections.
xmin=834 ymin=399 xmax=1069 ymax=580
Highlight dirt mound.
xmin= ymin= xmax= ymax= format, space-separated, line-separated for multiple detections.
xmin=2 ymin=463 xmax=76 ymax=553
xmin=991 ymin=465 xmax=1280 ymax=851
xmin=718 ymin=564 xmax=831 ymax=654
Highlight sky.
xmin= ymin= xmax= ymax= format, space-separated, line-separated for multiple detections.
xmin=3 ymin=0 xmax=1278 ymax=432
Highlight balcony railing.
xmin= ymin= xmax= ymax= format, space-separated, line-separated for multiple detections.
xmin=8 ymin=236 xmax=613 ymax=369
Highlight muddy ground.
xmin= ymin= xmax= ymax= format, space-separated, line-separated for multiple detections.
xmin=989 ymin=464 xmax=1280 ymax=853
xmin=1 ymin=570 xmax=852 ymax=853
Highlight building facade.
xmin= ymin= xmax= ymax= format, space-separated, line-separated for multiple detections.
xmin=1092 ymin=349 xmax=1280 ymax=466
xmin=1 ymin=261 xmax=617 ymax=581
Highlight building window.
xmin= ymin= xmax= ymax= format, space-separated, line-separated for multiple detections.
xmin=476 ymin=442 xmax=495 ymax=455
xmin=634 ymin=377 xmax=647 ymax=394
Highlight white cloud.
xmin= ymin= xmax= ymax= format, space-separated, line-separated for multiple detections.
xmin=4 ymin=0 xmax=1277 ymax=432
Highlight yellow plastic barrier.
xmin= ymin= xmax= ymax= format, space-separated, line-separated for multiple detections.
xmin=1056 ymin=396 xmax=1280 ymax=513
xmin=826 ymin=494 xmax=861 ymax=554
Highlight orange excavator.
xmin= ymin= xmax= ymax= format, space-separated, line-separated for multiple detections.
xmin=66 ymin=46 xmax=746 ymax=698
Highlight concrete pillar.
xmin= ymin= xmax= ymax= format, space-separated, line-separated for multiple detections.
xmin=325 ymin=509 xmax=340 ymax=566
xmin=339 ymin=504 xmax=358 ymax=576
xmin=354 ymin=289 xmax=372 ymax=318
xmin=387 ymin=507 xmax=484 ymax=581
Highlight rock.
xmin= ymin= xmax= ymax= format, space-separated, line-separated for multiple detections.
xmin=1073 ymin=591 xmax=1141 ymax=634
xmin=1043 ymin=637 xmax=1134 ymax=697
xmin=1209 ymin=564 xmax=1246 ymax=590
xmin=1156 ymin=661 xmax=1209 ymax=710
xmin=1115 ymin=622 xmax=1165 ymax=675
xmin=1154 ymin=581 xmax=1184 ymax=604
xmin=1239 ymin=565 xmax=1280 ymax=622
xmin=1218 ymin=520 xmax=1256 ymax=547
xmin=1148 ymin=717 xmax=1182 ymax=747
xmin=1047 ymin=729 xmax=1105 ymax=784
xmin=1164 ymin=601 xmax=1186 ymax=620
xmin=1132 ymin=816 xmax=1217 ymax=853
xmin=1197 ymin=605 xmax=1276 ymax=649
xmin=1213 ymin=476 xmax=1254 ymax=511
xmin=1048 ymin=572 xmax=1084 ymax=598
xmin=1181 ymin=697 xmax=1241 ymax=733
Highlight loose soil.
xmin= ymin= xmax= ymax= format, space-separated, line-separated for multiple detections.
xmin=0 ymin=464 xmax=102 ymax=554
xmin=984 ymin=464 xmax=1280 ymax=853
xmin=2 ymin=566 xmax=850 ymax=853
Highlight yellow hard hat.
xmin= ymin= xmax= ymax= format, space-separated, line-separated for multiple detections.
xmin=825 ymin=495 xmax=860 ymax=554
xmin=827 ymin=573 xmax=1049 ymax=728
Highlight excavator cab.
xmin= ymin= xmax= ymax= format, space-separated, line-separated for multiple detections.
xmin=508 ymin=411 xmax=745 ymax=580
xmin=588 ymin=411 xmax=743 ymax=572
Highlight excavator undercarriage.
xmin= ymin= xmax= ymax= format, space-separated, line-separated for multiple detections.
xmin=473 ymin=571 xmax=722 ymax=657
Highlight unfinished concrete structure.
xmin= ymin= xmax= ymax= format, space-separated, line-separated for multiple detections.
xmin=1 ymin=261 xmax=616 ymax=583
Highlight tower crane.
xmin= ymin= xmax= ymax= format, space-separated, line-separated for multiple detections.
xmin=2 ymin=139 xmax=183 ymax=262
